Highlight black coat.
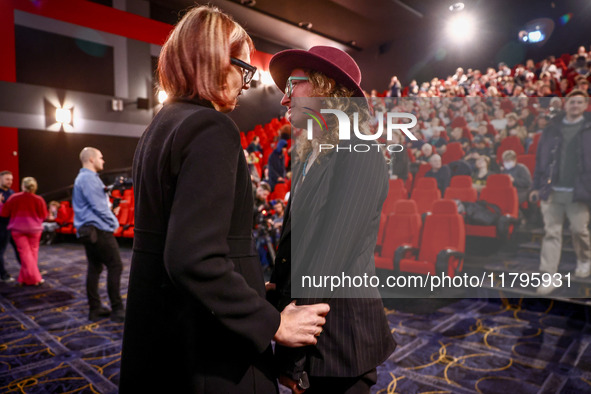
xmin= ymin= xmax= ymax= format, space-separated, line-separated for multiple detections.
xmin=120 ymin=98 xmax=280 ymax=393
xmin=533 ymin=112 xmax=591 ymax=202
xmin=271 ymin=140 xmax=396 ymax=379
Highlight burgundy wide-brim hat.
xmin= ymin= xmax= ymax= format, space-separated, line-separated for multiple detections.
xmin=269 ymin=46 xmax=365 ymax=98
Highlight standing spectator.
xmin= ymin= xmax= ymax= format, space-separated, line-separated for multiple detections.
xmin=501 ymin=150 xmax=532 ymax=204
xmin=268 ymin=139 xmax=287 ymax=191
xmin=530 ymin=90 xmax=591 ymax=294
xmin=72 ymin=147 xmax=124 ymax=322
xmin=247 ymin=135 xmax=263 ymax=154
xmin=0 ymin=171 xmax=19 ymax=281
xmin=387 ymin=75 xmax=402 ymax=98
xmin=388 ymin=130 xmax=410 ymax=180
xmin=120 ymin=7 xmax=328 ymax=393
xmin=425 ymin=154 xmax=451 ymax=195
xmin=0 ymin=177 xmax=47 ymax=286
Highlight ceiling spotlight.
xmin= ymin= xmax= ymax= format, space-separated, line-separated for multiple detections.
xmin=449 ymin=2 xmax=465 ymax=12
xmin=298 ymin=22 xmax=313 ymax=30
xmin=446 ymin=14 xmax=475 ymax=42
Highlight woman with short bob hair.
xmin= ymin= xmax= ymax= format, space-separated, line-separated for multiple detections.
xmin=120 ymin=6 xmax=329 ymax=394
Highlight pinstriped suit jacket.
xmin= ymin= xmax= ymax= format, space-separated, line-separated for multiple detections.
xmin=271 ymin=138 xmax=396 ymax=378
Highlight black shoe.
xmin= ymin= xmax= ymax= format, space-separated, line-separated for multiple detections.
xmin=89 ymin=307 xmax=111 ymax=322
xmin=110 ymin=308 xmax=125 ymax=323
xmin=0 ymin=274 xmax=14 ymax=283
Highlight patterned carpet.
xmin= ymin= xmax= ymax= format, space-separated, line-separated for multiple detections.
xmin=0 ymin=242 xmax=590 ymax=393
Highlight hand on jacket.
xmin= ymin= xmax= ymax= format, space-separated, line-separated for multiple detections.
xmin=279 ymin=374 xmax=307 ymax=394
xmin=274 ymin=301 xmax=329 ymax=347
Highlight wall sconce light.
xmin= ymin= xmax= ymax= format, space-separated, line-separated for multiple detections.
xmin=55 ymin=107 xmax=73 ymax=125
xmin=157 ymin=90 xmax=168 ymax=104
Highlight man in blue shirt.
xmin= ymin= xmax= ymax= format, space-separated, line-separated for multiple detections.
xmin=73 ymin=147 xmax=124 ymax=322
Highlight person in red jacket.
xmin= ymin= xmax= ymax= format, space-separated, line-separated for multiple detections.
xmin=0 ymin=177 xmax=47 ymax=286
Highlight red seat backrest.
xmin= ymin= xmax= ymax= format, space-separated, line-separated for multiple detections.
xmin=444 ymin=175 xmax=477 ymax=202
xmin=380 ymin=200 xmax=422 ymax=259
xmin=517 ymin=154 xmax=536 ymax=177
xmin=528 ymin=133 xmax=542 ymax=154
xmin=479 ymin=174 xmax=519 ymax=218
xmin=441 ymin=142 xmax=465 ymax=165
xmin=382 ymin=178 xmax=408 ymax=214
xmin=496 ymin=136 xmax=525 ymax=162
xmin=411 ymin=179 xmax=441 ymax=214
xmin=417 ymin=200 xmax=465 ymax=271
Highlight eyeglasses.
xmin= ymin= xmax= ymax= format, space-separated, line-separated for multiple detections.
xmin=230 ymin=57 xmax=257 ymax=86
xmin=285 ymin=76 xmax=309 ymax=98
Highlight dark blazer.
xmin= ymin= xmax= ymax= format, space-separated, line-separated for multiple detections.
xmin=120 ymin=98 xmax=280 ymax=393
xmin=271 ymin=139 xmax=396 ymax=379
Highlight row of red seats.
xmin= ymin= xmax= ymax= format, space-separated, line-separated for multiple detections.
xmin=381 ymin=174 xmax=519 ymax=241
xmin=54 ymin=189 xmax=135 ymax=238
xmin=375 ymin=199 xmax=465 ymax=278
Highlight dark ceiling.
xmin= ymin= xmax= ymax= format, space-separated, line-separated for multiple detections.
xmin=146 ymin=0 xmax=591 ymax=88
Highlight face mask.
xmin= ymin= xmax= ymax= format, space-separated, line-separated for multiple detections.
xmin=503 ymin=161 xmax=515 ymax=170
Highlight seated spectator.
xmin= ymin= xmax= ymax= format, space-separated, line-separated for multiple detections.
xmin=425 ymin=154 xmax=451 ymax=195
xmin=388 ymin=131 xmax=410 ymax=180
xmin=41 ymin=200 xmax=60 ymax=245
xmin=245 ymin=150 xmax=261 ymax=184
xmin=558 ymin=78 xmax=571 ymax=97
xmin=246 ymin=135 xmax=263 ymax=154
xmin=500 ymin=150 xmax=532 ymax=204
xmin=465 ymin=135 xmax=492 ymax=168
xmin=267 ymin=139 xmax=287 ymax=192
xmin=427 ymin=126 xmax=447 ymax=154
xmin=473 ymin=122 xmax=495 ymax=146
xmin=448 ymin=160 xmax=472 ymax=177
xmin=415 ymin=143 xmax=434 ymax=163
xmin=490 ymin=108 xmax=507 ymax=132
xmin=576 ymin=76 xmax=591 ymax=95
xmin=449 ymin=127 xmax=470 ymax=151
xmin=472 ymin=155 xmax=491 ymax=193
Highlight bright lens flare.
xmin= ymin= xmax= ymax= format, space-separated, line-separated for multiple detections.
xmin=446 ymin=14 xmax=475 ymax=42
xmin=157 ymin=90 xmax=168 ymax=104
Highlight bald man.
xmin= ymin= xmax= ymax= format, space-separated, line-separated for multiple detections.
xmin=72 ymin=147 xmax=124 ymax=322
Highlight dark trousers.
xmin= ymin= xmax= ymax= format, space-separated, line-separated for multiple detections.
xmin=0 ymin=224 xmax=21 ymax=277
xmin=81 ymin=227 xmax=123 ymax=311
xmin=307 ymin=369 xmax=377 ymax=394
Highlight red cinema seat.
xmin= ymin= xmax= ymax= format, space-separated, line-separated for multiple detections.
xmin=528 ymin=133 xmax=542 ymax=154
xmin=517 ymin=154 xmax=536 ymax=178
xmin=375 ymin=200 xmax=422 ymax=270
xmin=411 ymin=177 xmax=441 ymax=215
xmin=496 ymin=136 xmax=524 ymax=163
xmin=382 ymin=178 xmax=408 ymax=215
xmin=404 ymin=173 xmax=413 ymax=194
xmin=444 ymin=175 xmax=477 ymax=202
xmin=113 ymin=201 xmax=131 ymax=237
xmin=395 ymin=199 xmax=465 ymax=277
xmin=450 ymin=116 xmax=468 ymax=128
xmin=122 ymin=207 xmax=135 ymax=238
xmin=376 ymin=212 xmax=388 ymax=250
xmin=56 ymin=201 xmax=75 ymax=234
xmin=441 ymin=142 xmax=465 ymax=165
xmin=411 ymin=163 xmax=432 ymax=193
xmin=270 ymin=183 xmax=289 ymax=202
xmin=122 ymin=188 xmax=134 ymax=205
xmin=465 ymin=174 xmax=519 ymax=238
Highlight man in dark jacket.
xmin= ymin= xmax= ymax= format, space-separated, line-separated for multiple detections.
xmin=530 ymin=90 xmax=591 ymax=295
